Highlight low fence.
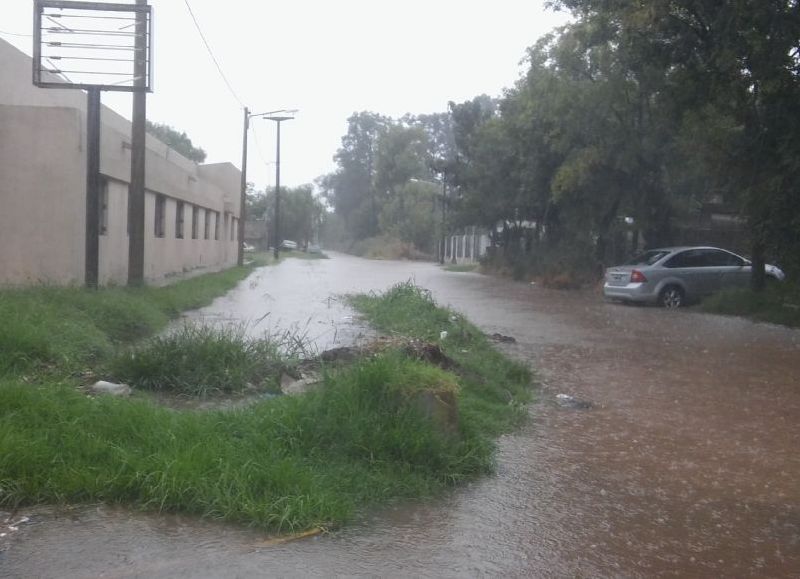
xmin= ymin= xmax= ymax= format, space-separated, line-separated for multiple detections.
xmin=438 ymin=227 xmax=491 ymax=264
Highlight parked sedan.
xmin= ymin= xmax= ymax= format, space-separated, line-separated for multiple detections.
xmin=603 ymin=246 xmax=785 ymax=308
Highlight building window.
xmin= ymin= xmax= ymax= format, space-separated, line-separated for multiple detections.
xmin=175 ymin=201 xmax=185 ymax=239
xmin=214 ymin=211 xmax=219 ymax=240
xmin=99 ymin=179 xmax=109 ymax=236
xmin=204 ymin=209 xmax=210 ymax=240
xmin=154 ymin=194 xmax=166 ymax=238
xmin=191 ymin=205 xmax=199 ymax=239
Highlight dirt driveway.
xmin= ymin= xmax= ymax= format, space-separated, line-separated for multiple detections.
xmin=3 ymin=253 xmax=799 ymax=577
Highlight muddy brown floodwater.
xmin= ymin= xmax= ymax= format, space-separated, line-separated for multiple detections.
xmin=3 ymin=252 xmax=799 ymax=578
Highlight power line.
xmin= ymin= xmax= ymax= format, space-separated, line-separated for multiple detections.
xmin=252 ymin=122 xmax=274 ymax=169
xmin=0 ymin=29 xmax=32 ymax=37
xmin=182 ymin=0 xmax=245 ymax=108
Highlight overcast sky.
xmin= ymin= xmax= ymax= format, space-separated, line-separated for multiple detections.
xmin=1 ymin=1 xmax=568 ymax=190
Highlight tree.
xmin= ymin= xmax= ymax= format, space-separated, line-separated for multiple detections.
xmin=260 ymin=185 xmax=325 ymax=249
xmin=323 ymin=112 xmax=444 ymax=253
xmin=325 ymin=112 xmax=390 ymax=238
xmin=550 ymin=0 xmax=800 ymax=285
xmin=374 ymin=124 xmax=431 ymax=201
xmin=379 ymin=180 xmax=438 ymax=252
xmin=245 ymin=182 xmax=269 ymax=218
xmin=145 ymin=121 xmax=207 ymax=163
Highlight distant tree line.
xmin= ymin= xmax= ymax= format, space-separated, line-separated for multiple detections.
xmin=246 ymin=184 xmax=325 ymax=249
xmin=319 ymin=111 xmax=453 ymax=255
xmin=323 ymin=1 xmax=800 ymax=286
xmin=146 ymin=120 xmax=207 ymax=164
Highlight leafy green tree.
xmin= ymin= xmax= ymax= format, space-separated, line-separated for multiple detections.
xmin=145 ymin=121 xmax=207 ymax=163
xmin=260 ymin=185 xmax=325 ymax=248
xmin=325 ymin=112 xmax=390 ymax=238
xmin=379 ymin=180 xmax=439 ymax=252
xmin=245 ymin=182 xmax=269 ymax=218
xmin=323 ymin=112 xmax=449 ymax=253
xmin=551 ymin=0 xmax=800 ymax=285
xmin=374 ymin=124 xmax=431 ymax=200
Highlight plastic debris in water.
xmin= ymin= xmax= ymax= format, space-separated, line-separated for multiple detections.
xmin=89 ymin=381 xmax=132 ymax=397
xmin=556 ymin=393 xmax=593 ymax=410
xmin=440 ymin=331 xmax=448 ymax=340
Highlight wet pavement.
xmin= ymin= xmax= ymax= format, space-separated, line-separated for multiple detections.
xmin=3 ymin=252 xmax=799 ymax=578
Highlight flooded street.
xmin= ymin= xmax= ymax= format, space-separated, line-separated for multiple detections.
xmin=3 ymin=252 xmax=799 ymax=577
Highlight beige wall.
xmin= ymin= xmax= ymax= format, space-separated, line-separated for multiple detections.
xmin=0 ymin=39 xmax=241 ymax=287
xmin=0 ymin=105 xmax=85 ymax=284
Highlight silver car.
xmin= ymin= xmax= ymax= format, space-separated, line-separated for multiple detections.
xmin=603 ymin=246 xmax=785 ymax=308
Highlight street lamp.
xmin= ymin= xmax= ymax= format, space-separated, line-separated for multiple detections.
xmin=238 ymin=108 xmax=297 ymax=264
xmin=261 ymin=110 xmax=297 ymax=259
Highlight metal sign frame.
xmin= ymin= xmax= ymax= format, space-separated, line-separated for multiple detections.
xmin=33 ymin=0 xmax=153 ymax=92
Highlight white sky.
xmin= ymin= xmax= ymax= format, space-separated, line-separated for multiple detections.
xmin=1 ymin=1 xmax=568 ymax=189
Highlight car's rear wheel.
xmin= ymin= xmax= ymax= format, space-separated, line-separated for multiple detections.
xmin=659 ymin=285 xmax=684 ymax=309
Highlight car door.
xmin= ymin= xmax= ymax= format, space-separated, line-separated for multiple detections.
xmin=663 ymin=249 xmax=710 ymax=297
xmin=699 ymin=249 xmax=736 ymax=293
xmin=716 ymin=251 xmax=750 ymax=289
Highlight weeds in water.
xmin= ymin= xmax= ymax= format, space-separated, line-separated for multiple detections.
xmin=109 ymin=324 xmax=304 ymax=397
xmin=443 ymin=263 xmax=479 ymax=273
xmin=349 ymin=281 xmax=533 ymax=434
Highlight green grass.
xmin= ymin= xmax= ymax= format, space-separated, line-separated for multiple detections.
xmin=110 ymin=324 xmax=298 ymax=397
xmin=703 ymin=283 xmax=800 ymax=328
xmin=0 ymin=276 xmax=532 ymax=533
xmin=247 ymin=250 xmax=330 ymax=265
xmin=443 ymin=263 xmax=479 ymax=273
xmin=0 ymin=265 xmax=254 ymax=375
xmin=349 ymin=282 xmax=533 ymax=435
xmin=282 ymin=249 xmax=330 ymax=260
xmin=0 ymin=353 xmax=498 ymax=531
xmin=349 ymin=236 xmax=431 ymax=260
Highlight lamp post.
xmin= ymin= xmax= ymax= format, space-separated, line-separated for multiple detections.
xmin=238 ymin=107 xmax=250 ymax=266
xmin=263 ymin=110 xmax=297 ymax=260
xmin=440 ymin=176 xmax=447 ymax=265
xmin=239 ymin=108 xmax=297 ymax=263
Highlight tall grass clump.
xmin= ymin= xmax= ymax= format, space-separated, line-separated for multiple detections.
xmin=290 ymin=355 xmax=479 ymax=474
xmin=110 ymin=324 xmax=296 ymax=396
xmin=349 ymin=281 xmax=533 ymax=435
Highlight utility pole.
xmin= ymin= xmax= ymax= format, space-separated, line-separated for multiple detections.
xmin=127 ymin=0 xmax=148 ymax=285
xmin=238 ymin=107 xmax=249 ymax=266
xmin=440 ymin=177 xmax=446 ymax=265
xmin=273 ymin=120 xmax=282 ymax=260
xmin=85 ymin=88 xmax=101 ymax=287
xmin=239 ymin=109 xmax=296 ymax=261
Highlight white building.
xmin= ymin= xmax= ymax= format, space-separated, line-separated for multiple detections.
xmin=0 ymin=38 xmax=241 ymax=286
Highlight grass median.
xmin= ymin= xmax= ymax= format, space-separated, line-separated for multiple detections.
xmin=0 ymin=265 xmax=259 ymax=376
xmin=0 ymin=276 xmax=531 ymax=533
xmin=703 ymin=283 xmax=800 ymax=328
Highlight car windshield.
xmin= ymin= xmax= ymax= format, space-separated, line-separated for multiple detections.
xmin=624 ymin=250 xmax=670 ymax=266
